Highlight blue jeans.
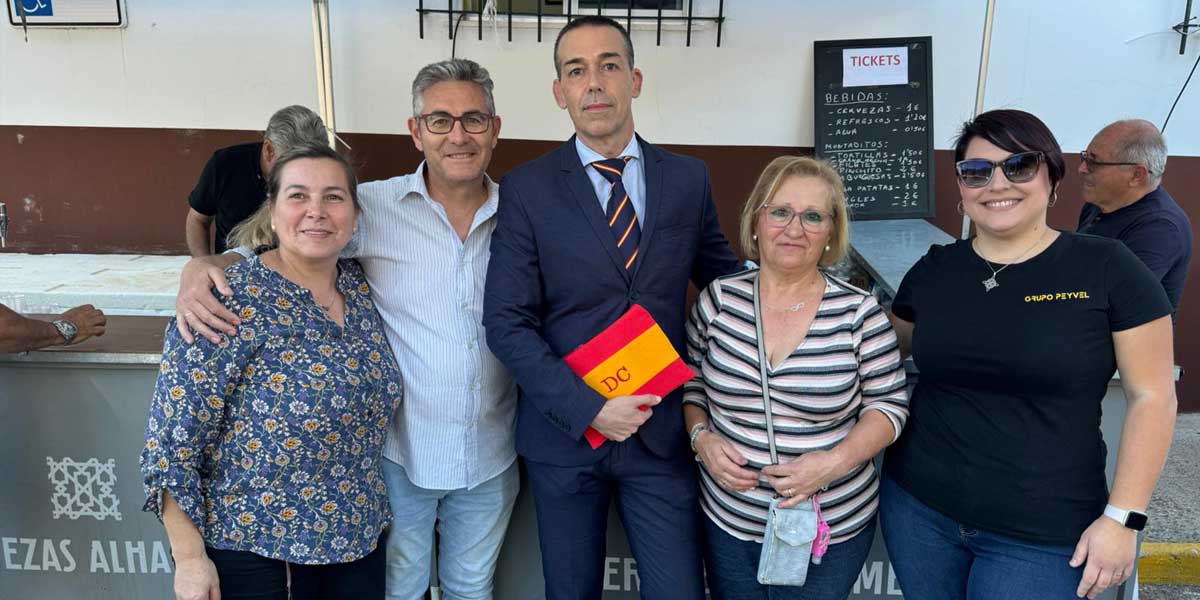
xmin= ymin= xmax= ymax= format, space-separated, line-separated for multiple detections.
xmin=381 ymin=459 xmax=519 ymax=600
xmin=878 ymin=473 xmax=1084 ymax=600
xmin=702 ymin=513 xmax=876 ymax=600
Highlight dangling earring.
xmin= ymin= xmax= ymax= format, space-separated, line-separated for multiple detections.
xmin=824 ymin=245 xmax=830 ymax=252
xmin=956 ymin=201 xmax=964 ymax=216
xmin=752 ymin=234 xmax=758 ymax=241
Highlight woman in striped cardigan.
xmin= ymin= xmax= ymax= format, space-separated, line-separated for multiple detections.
xmin=683 ymin=156 xmax=909 ymax=600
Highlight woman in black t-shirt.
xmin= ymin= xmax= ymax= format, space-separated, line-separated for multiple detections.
xmin=879 ymin=109 xmax=1176 ymax=600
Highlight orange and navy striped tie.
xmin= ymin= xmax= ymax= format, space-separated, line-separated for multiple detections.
xmin=592 ymin=156 xmax=639 ymax=270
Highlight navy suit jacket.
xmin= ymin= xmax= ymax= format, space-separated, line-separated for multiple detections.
xmin=483 ymin=135 xmax=740 ymax=466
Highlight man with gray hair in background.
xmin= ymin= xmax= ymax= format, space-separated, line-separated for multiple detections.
xmin=184 ymin=104 xmax=327 ymax=255
xmin=172 ymin=58 xmax=515 ymax=599
xmin=1078 ymin=119 xmax=1192 ymax=312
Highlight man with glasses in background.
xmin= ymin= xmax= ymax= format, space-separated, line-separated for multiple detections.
xmin=1077 ymin=119 xmax=1191 ymax=313
xmin=173 ymin=58 xmax=517 ymax=600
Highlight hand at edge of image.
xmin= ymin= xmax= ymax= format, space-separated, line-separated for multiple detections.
xmin=59 ymin=304 xmax=107 ymax=345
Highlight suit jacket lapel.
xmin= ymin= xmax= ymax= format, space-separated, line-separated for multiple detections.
xmin=559 ymin=137 xmax=631 ymax=282
xmin=631 ymin=135 xmax=662 ymax=283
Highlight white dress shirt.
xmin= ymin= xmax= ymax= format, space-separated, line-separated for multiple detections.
xmin=575 ymin=134 xmax=645 ymax=223
xmin=347 ymin=164 xmax=516 ymax=490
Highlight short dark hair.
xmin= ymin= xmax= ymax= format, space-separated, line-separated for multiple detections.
xmin=553 ymin=15 xmax=635 ymax=78
xmin=954 ymin=109 xmax=1066 ymax=192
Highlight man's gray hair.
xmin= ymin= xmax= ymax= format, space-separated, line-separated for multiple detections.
xmin=1111 ymin=119 xmax=1168 ymax=184
xmin=263 ymin=105 xmax=328 ymax=151
xmin=411 ymin=58 xmax=496 ymax=117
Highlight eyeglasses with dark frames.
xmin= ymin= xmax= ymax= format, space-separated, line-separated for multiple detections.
xmin=1079 ymin=151 xmax=1143 ymax=172
xmin=955 ymin=151 xmax=1044 ymax=188
xmin=418 ymin=111 xmax=493 ymax=135
xmin=759 ymin=204 xmax=834 ymax=233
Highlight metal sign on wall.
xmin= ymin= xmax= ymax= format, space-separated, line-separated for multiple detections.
xmin=7 ymin=0 xmax=125 ymax=27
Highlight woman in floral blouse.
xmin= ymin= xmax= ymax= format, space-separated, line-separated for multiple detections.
xmin=141 ymin=144 xmax=402 ymax=600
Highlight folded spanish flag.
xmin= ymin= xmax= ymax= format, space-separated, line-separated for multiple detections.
xmin=563 ymin=304 xmax=696 ymax=449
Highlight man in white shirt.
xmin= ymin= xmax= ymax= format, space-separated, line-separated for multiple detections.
xmin=174 ymin=59 xmax=516 ymax=600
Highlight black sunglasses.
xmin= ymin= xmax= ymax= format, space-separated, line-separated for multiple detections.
xmin=1079 ymin=151 xmax=1144 ymax=172
xmin=955 ymin=151 xmax=1044 ymax=188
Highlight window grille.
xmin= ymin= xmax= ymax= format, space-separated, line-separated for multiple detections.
xmin=416 ymin=0 xmax=727 ymax=47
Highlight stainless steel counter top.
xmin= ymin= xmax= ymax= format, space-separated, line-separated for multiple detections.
xmin=848 ymin=219 xmax=956 ymax=298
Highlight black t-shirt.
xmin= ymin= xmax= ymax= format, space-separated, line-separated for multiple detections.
xmin=188 ymin=142 xmax=266 ymax=253
xmin=1078 ymin=186 xmax=1193 ymax=313
xmin=885 ymin=232 xmax=1171 ymax=544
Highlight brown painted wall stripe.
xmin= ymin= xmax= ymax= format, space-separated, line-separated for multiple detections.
xmin=1 ymin=125 xmax=1195 ymax=411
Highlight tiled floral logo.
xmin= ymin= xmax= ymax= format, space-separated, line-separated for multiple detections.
xmin=47 ymin=457 xmax=122 ymax=521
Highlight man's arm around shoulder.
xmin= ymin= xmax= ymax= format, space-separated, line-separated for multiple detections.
xmin=175 ymin=252 xmax=244 ymax=344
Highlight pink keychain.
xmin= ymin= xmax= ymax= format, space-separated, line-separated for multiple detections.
xmin=810 ymin=494 xmax=831 ymax=564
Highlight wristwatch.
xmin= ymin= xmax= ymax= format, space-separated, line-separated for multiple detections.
xmin=1103 ymin=504 xmax=1148 ymax=531
xmin=51 ymin=319 xmax=77 ymax=345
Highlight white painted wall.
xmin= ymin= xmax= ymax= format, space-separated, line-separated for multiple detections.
xmin=984 ymin=1 xmax=1199 ymax=155
xmin=0 ymin=1 xmax=1197 ymax=153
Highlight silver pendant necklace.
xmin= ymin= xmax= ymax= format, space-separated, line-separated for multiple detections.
xmin=762 ymin=272 xmax=823 ymax=311
xmin=765 ymin=300 xmax=807 ymax=312
xmin=978 ymin=229 xmax=1049 ymax=292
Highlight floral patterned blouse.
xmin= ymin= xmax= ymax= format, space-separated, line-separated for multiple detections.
xmin=141 ymin=256 xmax=402 ymax=565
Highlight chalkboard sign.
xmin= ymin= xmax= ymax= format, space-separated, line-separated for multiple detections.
xmin=814 ymin=37 xmax=934 ymax=220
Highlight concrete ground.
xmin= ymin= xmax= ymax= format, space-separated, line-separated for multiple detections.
xmin=1141 ymin=586 xmax=1200 ymax=599
xmin=1138 ymin=412 xmax=1200 ymax=599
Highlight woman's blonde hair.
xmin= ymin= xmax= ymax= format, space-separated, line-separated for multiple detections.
xmin=738 ymin=155 xmax=850 ymax=267
xmin=227 ymin=144 xmax=359 ymax=251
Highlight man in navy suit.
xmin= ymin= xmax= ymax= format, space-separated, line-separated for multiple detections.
xmin=483 ymin=15 xmax=740 ymax=600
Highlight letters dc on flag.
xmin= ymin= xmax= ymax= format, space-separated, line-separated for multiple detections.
xmin=563 ymin=304 xmax=695 ymax=448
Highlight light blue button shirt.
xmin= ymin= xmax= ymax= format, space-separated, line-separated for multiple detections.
xmin=345 ymin=164 xmax=516 ymax=490
xmin=576 ymin=135 xmax=645 ymax=224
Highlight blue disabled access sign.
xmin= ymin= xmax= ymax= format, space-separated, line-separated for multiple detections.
xmin=7 ymin=0 xmax=124 ymax=26
xmin=12 ymin=0 xmax=53 ymax=16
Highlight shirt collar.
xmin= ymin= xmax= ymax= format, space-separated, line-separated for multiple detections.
xmin=402 ymin=161 xmax=500 ymax=225
xmin=1101 ymin=185 xmax=1165 ymax=217
xmin=575 ymin=134 xmax=641 ymax=170
xmin=404 ymin=161 xmax=499 ymax=206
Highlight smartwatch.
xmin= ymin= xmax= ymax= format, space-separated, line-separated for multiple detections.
xmin=1103 ymin=504 xmax=1148 ymax=531
xmin=51 ymin=319 xmax=78 ymax=345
